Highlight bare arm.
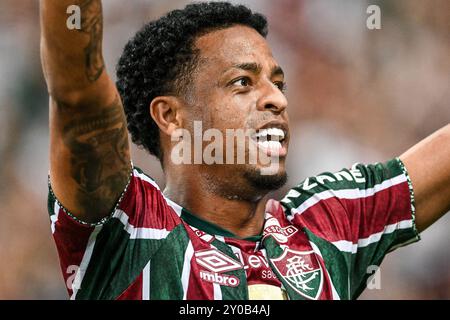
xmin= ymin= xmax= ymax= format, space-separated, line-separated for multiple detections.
xmin=41 ymin=0 xmax=131 ymax=223
xmin=400 ymin=124 xmax=450 ymax=232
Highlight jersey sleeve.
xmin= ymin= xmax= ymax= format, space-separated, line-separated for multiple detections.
xmin=280 ymin=158 xmax=420 ymax=299
xmin=47 ymin=165 xmax=182 ymax=299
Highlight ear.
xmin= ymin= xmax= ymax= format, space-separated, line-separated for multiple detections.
xmin=149 ymin=96 xmax=185 ymax=136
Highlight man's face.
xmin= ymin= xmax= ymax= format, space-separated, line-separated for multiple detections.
xmin=180 ymin=25 xmax=290 ymax=198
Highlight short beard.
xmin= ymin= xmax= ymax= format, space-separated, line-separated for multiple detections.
xmin=243 ymin=167 xmax=288 ymax=192
xmin=198 ymin=164 xmax=288 ymax=202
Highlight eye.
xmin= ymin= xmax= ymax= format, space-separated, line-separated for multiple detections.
xmin=232 ymin=77 xmax=251 ymax=87
xmin=274 ymin=81 xmax=287 ymax=93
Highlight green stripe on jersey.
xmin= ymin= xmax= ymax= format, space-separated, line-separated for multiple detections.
xmin=75 ymin=218 xmax=166 ymax=299
xmin=305 ymin=224 xmax=419 ymax=300
xmin=150 ymin=224 xmax=190 ymax=300
xmin=348 ymin=227 xmax=420 ymax=299
xmin=304 ymin=229 xmax=351 ymax=299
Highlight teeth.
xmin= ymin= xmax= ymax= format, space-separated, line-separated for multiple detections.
xmin=257 ymin=140 xmax=282 ymax=149
xmin=258 ymin=129 xmax=268 ymax=138
xmin=268 ymin=128 xmax=284 ymax=137
xmin=254 ymin=128 xmax=285 ymax=141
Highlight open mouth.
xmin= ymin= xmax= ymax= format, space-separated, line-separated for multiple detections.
xmin=250 ymin=127 xmax=287 ymax=157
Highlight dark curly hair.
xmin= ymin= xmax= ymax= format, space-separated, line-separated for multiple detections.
xmin=116 ymin=2 xmax=268 ymax=161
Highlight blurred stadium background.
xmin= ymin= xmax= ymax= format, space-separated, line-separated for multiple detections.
xmin=0 ymin=0 xmax=449 ymax=299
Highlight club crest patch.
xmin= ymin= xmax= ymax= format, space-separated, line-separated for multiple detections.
xmin=271 ymin=248 xmax=323 ymax=300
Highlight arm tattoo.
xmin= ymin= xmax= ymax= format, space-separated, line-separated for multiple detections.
xmin=79 ymin=0 xmax=105 ymax=82
xmin=61 ymin=96 xmax=130 ymax=217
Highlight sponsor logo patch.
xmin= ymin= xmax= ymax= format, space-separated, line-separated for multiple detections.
xmin=195 ymin=249 xmax=242 ymax=273
xmin=199 ymin=270 xmax=240 ymax=287
xmin=196 ymin=249 xmax=242 ymax=287
xmin=263 ymin=216 xmax=298 ymax=244
xmin=271 ymin=248 xmax=323 ymax=300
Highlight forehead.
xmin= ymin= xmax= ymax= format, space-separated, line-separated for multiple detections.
xmin=194 ymin=25 xmax=277 ymax=71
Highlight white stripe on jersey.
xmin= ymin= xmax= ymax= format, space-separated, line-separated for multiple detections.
xmin=286 ymin=174 xmax=407 ymax=222
xmin=164 ymin=198 xmax=183 ymax=217
xmin=142 ymin=261 xmax=151 ymax=300
xmin=133 ymin=169 xmax=161 ymax=190
xmin=213 ymin=282 xmax=222 ymax=300
xmin=133 ymin=168 xmax=183 ymax=217
xmin=112 ymin=209 xmax=170 ymax=240
xmin=209 ymin=241 xmax=224 ymax=300
xmin=50 ymin=201 xmax=60 ymax=234
xmin=181 ymin=241 xmax=194 ymax=300
xmin=70 ymin=225 xmax=103 ymax=300
xmin=331 ymin=219 xmax=413 ymax=254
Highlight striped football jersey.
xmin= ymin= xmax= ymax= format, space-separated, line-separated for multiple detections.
xmin=47 ymin=158 xmax=420 ymax=300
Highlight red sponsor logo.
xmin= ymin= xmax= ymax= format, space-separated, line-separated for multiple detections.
xmin=263 ymin=220 xmax=298 ymax=244
xmin=264 ymin=225 xmax=297 ymax=237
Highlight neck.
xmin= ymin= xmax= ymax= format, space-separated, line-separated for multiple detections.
xmin=163 ymin=167 xmax=268 ymax=238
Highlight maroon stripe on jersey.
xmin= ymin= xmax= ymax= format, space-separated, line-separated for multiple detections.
xmin=183 ymin=222 xmax=216 ymax=299
xmin=116 ymin=273 xmax=143 ymax=300
xmin=345 ymin=181 xmax=412 ymax=239
xmin=116 ymin=174 xmax=181 ymax=231
xmin=53 ymin=208 xmax=95 ymax=296
xmin=224 ymin=238 xmax=258 ymax=253
xmin=224 ymin=238 xmax=284 ymax=288
xmin=187 ymin=259 xmax=215 ymax=300
xmin=292 ymin=181 xmax=413 ymax=243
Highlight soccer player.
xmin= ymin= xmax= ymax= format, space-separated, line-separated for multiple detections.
xmin=40 ymin=1 xmax=450 ymax=300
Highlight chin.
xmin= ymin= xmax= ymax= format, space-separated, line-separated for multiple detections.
xmin=243 ymin=165 xmax=288 ymax=192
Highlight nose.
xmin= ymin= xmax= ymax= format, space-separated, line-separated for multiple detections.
xmin=256 ymin=80 xmax=288 ymax=114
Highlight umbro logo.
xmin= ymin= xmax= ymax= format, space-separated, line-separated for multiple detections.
xmin=195 ymin=249 xmax=242 ymax=287
xmin=195 ymin=249 xmax=242 ymax=273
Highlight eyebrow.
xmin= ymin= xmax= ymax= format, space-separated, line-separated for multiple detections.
xmin=230 ymin=62 xmax=284 ymax=78
xmin=233 ymin=62 xmax=262 ymax=74
xmin=271 ymin=65 xmax=284 ymax=78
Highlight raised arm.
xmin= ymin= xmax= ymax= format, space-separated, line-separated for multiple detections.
xmin=400 ymin=124 xmax=450 ymax=232
xmin=41 ymin=0 xmax=131 ymax=223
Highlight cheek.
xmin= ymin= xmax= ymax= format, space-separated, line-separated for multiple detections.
xmin=212 ymin=105 xmax=242 ymax=130
xmin=213 ymin=93 xmax=257 ymax=128
xmin=234 ymin=93 xmax=257 ymax=110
